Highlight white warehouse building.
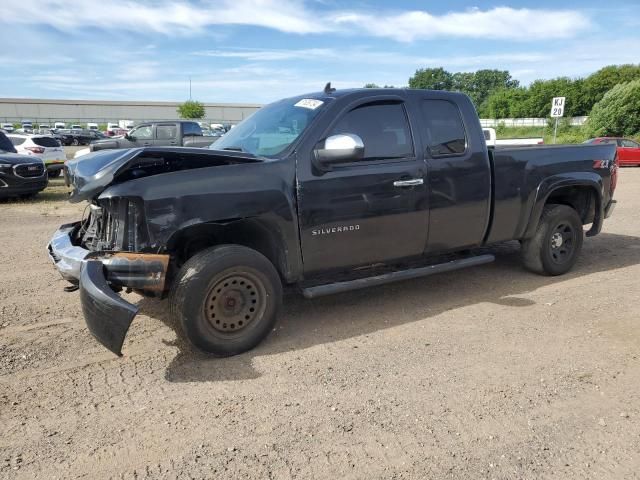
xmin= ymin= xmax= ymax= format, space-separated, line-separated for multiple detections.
xmin=0 ymin=98 xmax=262 ymax=126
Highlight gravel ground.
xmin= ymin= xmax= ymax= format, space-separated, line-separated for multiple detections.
xmin=1 ymin=169 xmax=639 ymax=479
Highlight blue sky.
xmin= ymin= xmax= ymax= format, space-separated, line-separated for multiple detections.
xmin=0 ymin=0 xmax=639 ymax=103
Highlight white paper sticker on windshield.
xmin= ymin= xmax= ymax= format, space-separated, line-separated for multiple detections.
xmin=294 ymin=99 xmax=324 ymax=110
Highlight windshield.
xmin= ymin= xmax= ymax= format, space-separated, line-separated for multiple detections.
xmin=212 ymin=97 xmax=327 ymax=157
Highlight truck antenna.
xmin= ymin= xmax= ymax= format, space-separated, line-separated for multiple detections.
xmin=324 ymin=82 xmax=336 ymax=94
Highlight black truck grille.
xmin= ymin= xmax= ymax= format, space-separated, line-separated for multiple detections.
xmin=14 ymin=163 xmax=45 ymax=178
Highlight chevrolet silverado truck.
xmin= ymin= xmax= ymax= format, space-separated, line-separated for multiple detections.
xmin=48 ymin=86 xmax=618 ymax=357
xmin=87 ymin=120 xmax=215 ymax=153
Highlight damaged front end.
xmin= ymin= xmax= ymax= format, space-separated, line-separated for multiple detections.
xmin=48 ymin=218 xmax=169 ymax=356
xmin=49 ymin=146 xmax=262 ymax=355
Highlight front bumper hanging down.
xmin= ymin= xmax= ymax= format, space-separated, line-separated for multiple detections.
xmin=48 ymin=223 xmax=169 ymax=356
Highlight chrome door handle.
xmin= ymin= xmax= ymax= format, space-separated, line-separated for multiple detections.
xmin=393 ymin=178 xmax=424 ymax=187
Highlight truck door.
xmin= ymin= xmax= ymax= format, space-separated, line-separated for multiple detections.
xmin=418 ymin=98 xmax=492 ymax=252
xmin=154 ymin=123 xmax=179 ymax=146
xmin=127 ymin=124 xmax=154 ymax=147
xmin=297 ymin=98 xmax=429 ymax=275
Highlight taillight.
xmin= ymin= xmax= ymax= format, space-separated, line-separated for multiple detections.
xmin=25 ymin=146 xmax=45 ymax=154
xmin=611 ymin=153 xmax=619 ymax=194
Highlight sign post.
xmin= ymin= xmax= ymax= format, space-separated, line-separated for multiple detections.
xmin=550 ymin=97 xmax=566 ymax=144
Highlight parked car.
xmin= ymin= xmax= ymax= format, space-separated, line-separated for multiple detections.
xmin=49 ymin=87 xmax=618 ymax=357
xmin=87 ymin=123 xmax=99 ymax=130
xmin=2 ymin=123 xmax=15 ymax=133
xmin=0 ymin=131 xmax=48 ymax=198
xmin=105 ymin=126 xmax=128 ymax=137
xmin=8 ymin=134 xmax=66 ymax=177
xmin=54 ymin=122 xmax=66 ymax=130
xmin=88 ymin=121 xmax=215 ymax=152
xmin=483 ymin=127 xmax=544 ymax=147
xmin=584 ymin=137 xmax=640 ymax=166
xmin=70 ymin=124 xmax=82 ymax=130
xmin=59 ymin=129 xmax=107 ymax=146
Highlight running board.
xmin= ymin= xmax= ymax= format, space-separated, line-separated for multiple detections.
xmin=302 ymin=254 xmax=495 ymax=299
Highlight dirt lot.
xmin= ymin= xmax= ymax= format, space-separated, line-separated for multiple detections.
xmin=1 ymin=168 xmax=639 ymax=479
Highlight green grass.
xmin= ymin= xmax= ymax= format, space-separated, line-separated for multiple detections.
xmin=495 ymin=125 xmax=640 ymax=144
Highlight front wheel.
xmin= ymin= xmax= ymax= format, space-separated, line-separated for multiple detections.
xmin=169 ymin=245 xmax=282 ymax=356
xmin=521 ymin=204 xmax=584 ymax=276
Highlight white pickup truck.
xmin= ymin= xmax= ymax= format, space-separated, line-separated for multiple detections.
xmin=483 ymin=127 xmax=544 ymax=147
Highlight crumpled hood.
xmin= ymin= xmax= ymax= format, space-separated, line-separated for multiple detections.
xmin=65 ymin=146 xmax=262 ymax=203
xmin=65 ymin=148 xmax=141 ymax=203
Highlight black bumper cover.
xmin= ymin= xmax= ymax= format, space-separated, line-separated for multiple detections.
xmin=80 ymin=260 xmax=139 ymax=356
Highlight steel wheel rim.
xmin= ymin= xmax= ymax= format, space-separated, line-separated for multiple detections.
xmin=549 ymin=222 xmax=575 ymax=264
xmin=204 ymin=271 xmax=267 ymax=334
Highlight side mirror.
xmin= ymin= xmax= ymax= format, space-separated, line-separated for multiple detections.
xmin=125 ymin=133 xmax=135 ymax=141
xmin=314 ymin=133 xmax=364 ymax=167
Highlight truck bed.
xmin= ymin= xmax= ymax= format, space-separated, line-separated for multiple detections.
xmin=487 ymin=143 xmax=618 ymax=244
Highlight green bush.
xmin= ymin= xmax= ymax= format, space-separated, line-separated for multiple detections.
xmin=586 ymin=80 xmax=640 ymax=137
xmin=177 ymin=100 xmax=206 ymax=119
xmin=495 ymin=121 xmax=507 ymax=135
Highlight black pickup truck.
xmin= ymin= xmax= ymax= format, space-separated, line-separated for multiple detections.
xmin=48 ymin=87 xmax=618 ymax=357
xmin=88 ymin=121 xmax=215 ymax=152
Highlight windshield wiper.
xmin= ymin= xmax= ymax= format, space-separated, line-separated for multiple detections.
xmin=222 ymin=146 xmax=245 ymax=152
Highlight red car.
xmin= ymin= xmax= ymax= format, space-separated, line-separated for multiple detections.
xmin=585 ymin=137 xmax=640 ymax=166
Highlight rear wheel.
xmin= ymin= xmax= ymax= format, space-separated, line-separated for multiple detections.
xmin=521 ymin=204 xmax=583 ymax=276
xmin=72 ymin=138 xmax=79 ymax=146
xmin=169 ymin=245 xmax=282 ymax=356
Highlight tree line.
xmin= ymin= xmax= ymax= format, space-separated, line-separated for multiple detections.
xmin=367 ymin=64 xmax=640 ymax=120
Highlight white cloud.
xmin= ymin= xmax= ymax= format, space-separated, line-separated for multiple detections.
xmin=0 ymin=1 xmax=590 ymax=41
xmin=193 ymin=48 xmax=336 ymax=61
xmin=0 ymin=0 xmax=328 ymax=35
xmin=332 ymin=7 xmax=591 ymax=42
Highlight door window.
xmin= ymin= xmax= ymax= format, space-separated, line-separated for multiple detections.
xmin=621 ymin=139 xmax=639 ymax=148
xmin=182 ymin=122 xmax=202 ymax=136
xmin=130 ymin=125 xmax=153 ymax=140
xmin=156 ymin=124 xmax=177 ymax=140
xmin=329 ymin=101 xmax=413 ymax=161
xmin=420 ymin=100 xmax=467 ymax=157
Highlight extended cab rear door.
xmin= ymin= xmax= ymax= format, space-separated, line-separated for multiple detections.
xmin=417 ymin=95 xmax=492 ymax=252
xmin=296 ymin=94 xmax=429 ymax=275
xmin=154 ymin=123 xmax=179 ymax=146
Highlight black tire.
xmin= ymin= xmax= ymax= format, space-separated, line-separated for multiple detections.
xmin=48 ymin=169 xmax=61 ymax=178
xmin=72 ymin=138 xmax=79 ymax=146
xmin=521 ymin=204 xmax=584 ymax=276
xmin=169 ymin=245 xmax=282 ymax=356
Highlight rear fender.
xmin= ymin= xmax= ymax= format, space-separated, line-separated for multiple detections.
xmin=522 ymin=173 xmax=603 ymax=239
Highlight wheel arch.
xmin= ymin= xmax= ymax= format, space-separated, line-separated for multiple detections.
xmin=523 ymin=174 xmax=604 ymax=240
xmin=165 ymin=217 xmax=295 ymax=284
